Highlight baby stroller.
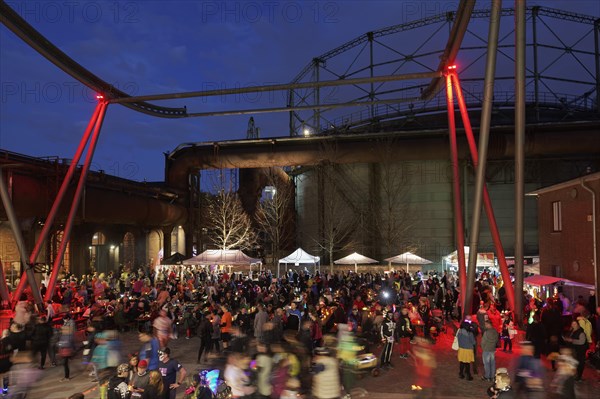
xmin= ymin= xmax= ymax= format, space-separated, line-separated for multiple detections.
xmin=347 ymin=337 xmax=379 ymax=378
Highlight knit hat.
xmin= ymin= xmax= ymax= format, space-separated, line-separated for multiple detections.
xmin=117 ymin=363 xmax=130 ymax=377
xmin=138 ymin=359 xmax=148 ymax=369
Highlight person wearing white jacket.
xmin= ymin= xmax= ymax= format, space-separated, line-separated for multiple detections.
xmin=224 ymin=352 xmax=256 ymax=399
xmin=311 ymin=347 xmax=341 ymax=399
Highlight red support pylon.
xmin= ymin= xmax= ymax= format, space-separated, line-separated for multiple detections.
xmin=45 ymin=101 xmax=108 ymax=302
xmin=10 ymin=99 xmax=108 ymax=308
xmin=11 ymin=102 xmax=103 ymax=307
xmin=445 ymin=73 xmax=468 ymax=315
xmin=449 ymin=72 xmax=516 ymax=312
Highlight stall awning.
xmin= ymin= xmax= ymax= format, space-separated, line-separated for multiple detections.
xmin=524 ymin=275 xmax=563 ymax=286
xmin=524 ymin=274 xmax=595 ymax=290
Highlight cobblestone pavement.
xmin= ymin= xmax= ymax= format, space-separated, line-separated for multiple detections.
xmin=23 ymin=325 xmax=599 ymax=399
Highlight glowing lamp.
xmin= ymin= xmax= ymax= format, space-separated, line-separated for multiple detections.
xmin=447 ymin=65 xmax=457 ymax=70
xmin=96 ymin=94 xmax=104 ymax=99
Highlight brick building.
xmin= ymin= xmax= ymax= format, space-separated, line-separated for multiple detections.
xmin=527 ymin=172 xmax=599 ymax=295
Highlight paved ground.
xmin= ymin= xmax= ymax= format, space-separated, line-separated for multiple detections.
xmin=23 ymin=324 xmax=600 ymax=399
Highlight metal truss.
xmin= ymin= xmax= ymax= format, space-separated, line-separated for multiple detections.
xmin=288 ymin=6 xmax=600 ymax=136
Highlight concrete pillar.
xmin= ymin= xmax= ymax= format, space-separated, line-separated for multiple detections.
xmin=162 ymin=226 xmax=173 ymax=261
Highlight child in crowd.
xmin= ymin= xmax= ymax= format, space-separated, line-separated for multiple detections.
xmin=487 ymin=368 xmax=514 ymax=398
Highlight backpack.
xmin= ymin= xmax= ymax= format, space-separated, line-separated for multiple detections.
xmin=578 ymin=318 xmax=592 ymax=344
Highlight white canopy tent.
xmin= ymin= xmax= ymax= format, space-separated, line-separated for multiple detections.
xmin=183 ymin=249 xmax=262 ymax=275
xmin=334 ymin=252 xmax=378 ymax=273
xmin=444 ymin=246 xmax=496 ymax=271
xmin=385 ymin=252 xmax=432 ymax=273
xmin=278 ymin=248 xmax=320 ymax=277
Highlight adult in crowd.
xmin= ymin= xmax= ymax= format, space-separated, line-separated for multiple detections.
xmin=57 ymin=314 xmax=76 ymax=382
xmin=30 ymin=315 xmax=53 ymax=369
xmin=462 ymin=315 xmax=480 ymax=375
xmin=481 ymin=319 xmax=499 ymax=382
xmin=254 ymin=304 xmax=269 ymax=342
xmin=107 ymin=363 xmax=130 ymax=399
xmin=515 ymin=342 xmax=544 ymax=399
xmin=311 ymin=347 xmax=341 ymax=399
xmin=130 ymin=359 xmax=151 ymax=398
xmin=456 ymin=320 xmax=476 ymax=381
xmin=397 ymin=306 xmax=413 ymax=359
xmin=142 ymin=370 xmax=164 ymax=399
xmin=153 ymin=309 xmax=172 ymax=349
xmin=157 ymin=347 xmax=187 ymax=399
xmin=211 ymin=309 xmax=222 ymax=353
xmin=564 ymin=319 xmax=587 ymax=382
xmin=525 ymin=313 xmax=547 ymax=359
xmin=224 ymin=352 xmax=256 ymax=399
xmin=379 ymin=311 xmax=395 ymax=369
xmin=197 ymin=311 xmax=213 ymax=364
xmin=220 ymin=305 xmax=233 ymax=350
xmin=138 ymin=332 xmax=160 ymax=371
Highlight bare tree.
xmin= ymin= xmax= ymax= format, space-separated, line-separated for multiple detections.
xmin=370 ymin=139 xmax=414 ymax=258
xmin=206 ymin=189 xmax=257 ymax=250
xmin=313 ymin=161 xmax=358 ymax=274
xmin=254 ymin=168 xmax=295 ymax=268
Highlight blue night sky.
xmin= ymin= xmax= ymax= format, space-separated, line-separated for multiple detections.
xmin=1 ymin=0 xmax=599 ymax=182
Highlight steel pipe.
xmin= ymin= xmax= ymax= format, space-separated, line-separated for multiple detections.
xmin=111 ymin=72 xmax=442 ymax=104
xmin=165 ymin=122 xmax=600 ymax=191
xmin=464 ymin=0 xmax=511 ymax=315
xmin=514 ymin=0 xmax=527 ymax=323
xmin=0 ymin=168 xmax=43 ymax=308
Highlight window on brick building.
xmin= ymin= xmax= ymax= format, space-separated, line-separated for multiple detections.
xmin=552 ymin=201 xmax=562 ymax=232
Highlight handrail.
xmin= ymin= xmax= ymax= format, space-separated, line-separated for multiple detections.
xmin=316 ymin=90 xmax=598 ymax=133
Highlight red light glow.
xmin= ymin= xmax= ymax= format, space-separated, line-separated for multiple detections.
xmin=447 ymin=65 xmax=457 ymax=70
xmin=96 ymin=94 xmax=104 ymax=99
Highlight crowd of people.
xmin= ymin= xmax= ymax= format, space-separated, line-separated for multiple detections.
xmin=0 ymin=264 xmax=598 ymax=399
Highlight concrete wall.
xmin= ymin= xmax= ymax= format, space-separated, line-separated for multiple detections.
xmin=295 ymin=159 xmax=544 ymax=270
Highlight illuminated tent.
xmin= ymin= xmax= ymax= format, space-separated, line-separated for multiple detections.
xmin=385 ymin=252 xmax=432 ymax=273
xmin=334 ymin=252 xmax=378 ymax=273
xmin=183 ymin=250 xmax=262 ymax=273
xmin=278 ymin=248 xmax=320 ymax=277
xmin=444 ymin=246 xmax=496 ymax=269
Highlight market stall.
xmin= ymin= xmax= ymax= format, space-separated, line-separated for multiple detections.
xmin=334 ymin=252 xmax=378 ymax=273
xmin=278 ymin=248 xmax=320 ymax=277
xmin=523 ymin=274 xmax=595 ymax=302
xmin=183 ymin=249 xmax=262 ymax=275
